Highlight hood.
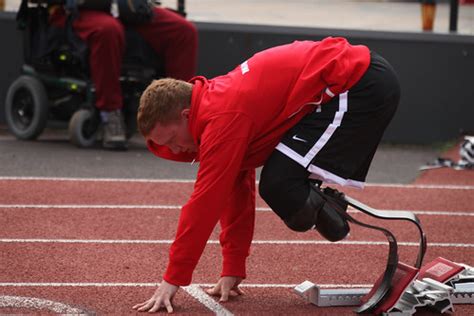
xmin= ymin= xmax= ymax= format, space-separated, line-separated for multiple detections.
xmin=146 ymin=139 xmax=198 ymax=163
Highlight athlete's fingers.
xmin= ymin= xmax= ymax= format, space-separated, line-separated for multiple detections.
xmin=132 ymin=301 xmax=148 ymax=309
xmin=137 ymin=299 xmax=155 ymax=312
xmin=133 ymin=299 xmax=154 ymax=309
xmin=205 ymin=285 xmax=221 ymax=296
xmin=232 ymin=286 xmax=244 ymax=295
xmin=164 ymin=299 xmax=174 ymax=313
xmin=228 ymin=290 xmax=238 ymax=297
xmin=228 ymin=289 xmax=241 ymax=297
xmin=148 ymin=300 xmax=162 ymax=313
xmin=219 ymin=288 xmax=230 ymax=302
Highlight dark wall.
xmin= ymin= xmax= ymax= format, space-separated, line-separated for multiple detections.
xmin=195 ymin=23 xmax=474 ymax=144
xmin=1 ymin=13 xmax=473 ymax=144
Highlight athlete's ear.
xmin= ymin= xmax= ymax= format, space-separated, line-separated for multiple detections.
xmin=181 ymin=108 xmax=191 ymax=119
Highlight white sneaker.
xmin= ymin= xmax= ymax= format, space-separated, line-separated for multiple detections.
xmin=102 ymin=110 xmax=127 ymax=150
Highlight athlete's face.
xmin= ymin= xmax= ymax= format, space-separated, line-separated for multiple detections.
xmin=147 ymin=109 xmax=197 ymax=154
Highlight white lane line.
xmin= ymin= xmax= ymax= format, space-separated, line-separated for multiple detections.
xmin=0 ymin=238 xmax=472 ymax=248
xmin=0 ymin=176 xmax=472 ymax=190
xmin=0 ymin=295 xmax=90 ymax=314
xmin=0 ymin=282 xmax=371 ymax=288
xmin=0 ymin=176 xmax=195 ymax=183
xmin=0 ymin=238 xmax=175 ymax=244
xmin=0 ymin=204 xmax=183 ymax=209
xmin=364 ymin=183 xmax=474 ymax=190
xmin=183 ymin=285 xmax=233 ymax=316
xmin=0 ymin=204 xmax=472 ymax=216
xmin=405 ymin=210 xmax=474 ymax=216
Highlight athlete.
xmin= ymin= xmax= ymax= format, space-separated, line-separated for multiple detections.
xmin=133 ymin=37 xmax=400 ymax=313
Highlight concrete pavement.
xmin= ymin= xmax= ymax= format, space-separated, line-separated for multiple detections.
xmin=0 ymin=125 xmax=440 ymax=183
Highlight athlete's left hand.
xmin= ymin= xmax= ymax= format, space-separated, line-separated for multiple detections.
xmin=206 ymin=276 xmax=244 ymax=302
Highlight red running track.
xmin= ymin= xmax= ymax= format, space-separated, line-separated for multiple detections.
xmin=0 ymin=146 xmax=473 ymax=314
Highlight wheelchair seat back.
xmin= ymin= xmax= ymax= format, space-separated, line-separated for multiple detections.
xmin=18 ymin=2 xmax=88 ymax=78
xmin=18 ymin=1 xmax=162 ymax=83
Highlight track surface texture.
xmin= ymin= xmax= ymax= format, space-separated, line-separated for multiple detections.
xmin=1 ymin=140 xmax=473 ymax=315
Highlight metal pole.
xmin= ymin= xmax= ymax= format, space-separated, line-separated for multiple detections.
xmin=449 ymin=0 xmax=459 ymax=32
xmin=177 ymin=0 xmax=185 ymax=16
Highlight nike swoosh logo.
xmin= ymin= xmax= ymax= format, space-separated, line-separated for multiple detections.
xmin=292 ymin=135 xmax=307 ymax=143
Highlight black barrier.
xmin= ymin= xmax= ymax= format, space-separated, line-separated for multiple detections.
xmin=450 ymin=0 xmax=459 ymax=32
xmin=1 ymin=13 xmax=473 ymax=144
xmin=195 ymin=22 xmax=474 ymax=144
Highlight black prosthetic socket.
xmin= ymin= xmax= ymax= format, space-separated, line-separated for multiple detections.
xmin=315 ymin=187 xmax=350 ymax=242
xmin=284 ymin=185 xmax=350 ymax=242
xmin=283 ymin=188 xmax=325 ymax=232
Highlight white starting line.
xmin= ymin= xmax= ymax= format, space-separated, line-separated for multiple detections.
xmin=0 ymin=204 xmax=472 ymax=217
xmin=0 ymin=295 xmax=91 ymax=314
xmin=183 ymin=285 xmax=234 ymax=316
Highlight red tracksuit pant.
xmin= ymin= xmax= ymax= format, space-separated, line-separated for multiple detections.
xmin=50 ymin=7 xmax=198 ymax=111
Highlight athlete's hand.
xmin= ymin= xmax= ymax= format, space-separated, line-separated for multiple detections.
xmin=132 ymin=280 xmax=179 ymax=313
xmin=206 ymin=276 xmax=244 ymax=302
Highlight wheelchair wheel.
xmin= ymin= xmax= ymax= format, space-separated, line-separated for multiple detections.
xmin=5 ymin=75 xmax=49 ymax=140
xmin=68 ymin=109 xmax=100 ymax=148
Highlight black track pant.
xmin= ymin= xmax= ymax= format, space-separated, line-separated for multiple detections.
xmin=259 ymin=51 xmax=400 ymax=221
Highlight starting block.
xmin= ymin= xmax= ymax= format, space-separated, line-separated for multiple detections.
xmin=295 ymin=257 xmax=474 ymax=315
xmin=295 ymin=188 xmax=474 ymax=315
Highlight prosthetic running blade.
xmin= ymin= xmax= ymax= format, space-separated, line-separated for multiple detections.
xmin=339 ymin=193 xmax=426 ymax=313
xmin=295 ymin=189 xmax=427 ymax=314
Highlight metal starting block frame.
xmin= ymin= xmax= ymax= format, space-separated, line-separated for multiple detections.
xmin=295 ymin=262 xmax=474 ymax=314
xmin=294 ymin=281 xmax=369 ymax=307
xmin=447 ymin=263 xmax=474 ymax=304
xmin=295 ymin=188 xmax=474 ymax=315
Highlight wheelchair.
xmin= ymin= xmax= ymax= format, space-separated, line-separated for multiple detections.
xmin=5 ymin=0 xmax=186 ymax=147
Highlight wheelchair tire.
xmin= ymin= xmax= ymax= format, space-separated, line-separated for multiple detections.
xmin=68 ymin=109 xmax=100 ymax=148
xmin=5 ymin=75 xmax=49 ymax=140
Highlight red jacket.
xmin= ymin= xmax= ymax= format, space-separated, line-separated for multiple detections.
xmin=147 ymin=37 xmax=370 ymax=286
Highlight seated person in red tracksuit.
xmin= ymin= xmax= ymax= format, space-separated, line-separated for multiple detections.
xmin=49 ymin=2 xmax=198 ymax=149
xmin=133 ymin=37 xmax=400 ymax=313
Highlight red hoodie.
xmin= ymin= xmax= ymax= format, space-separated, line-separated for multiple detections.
xmin=147 ymin=37 xmax=370 ymax=286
